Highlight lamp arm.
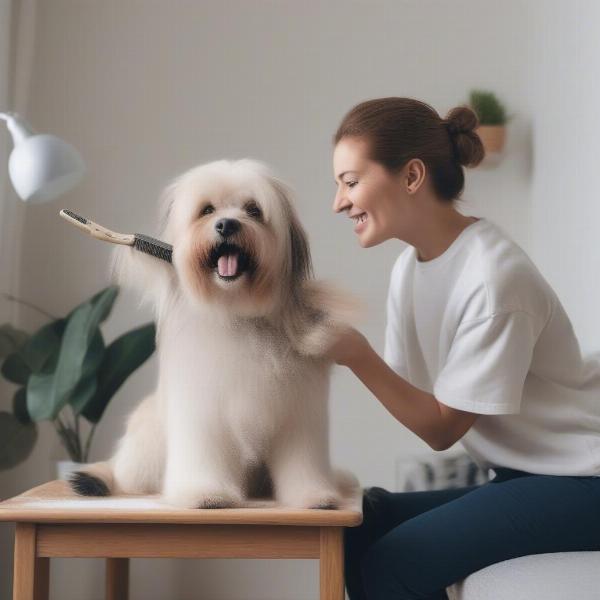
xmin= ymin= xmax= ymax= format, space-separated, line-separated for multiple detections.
xmin=0 ymin=111 xmax=35 ymax=145
xmin=0 ymin=110 xmax=85 ymax=203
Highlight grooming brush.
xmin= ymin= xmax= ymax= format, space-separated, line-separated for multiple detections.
xmin=59 ymin=209 xmax=173 ymax=264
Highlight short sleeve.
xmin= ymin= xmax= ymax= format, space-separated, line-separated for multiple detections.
xmin=383 ymin=257 xmax=409 ymax=379
xmin=433 ymin=310 xmax=539 ymax=415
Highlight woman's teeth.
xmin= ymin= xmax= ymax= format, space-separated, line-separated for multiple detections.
xmin=352 ymin=213 xmax=367 ymax=224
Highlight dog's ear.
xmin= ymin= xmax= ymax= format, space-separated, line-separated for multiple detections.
xmin=288 ymin=209 xmax=313 ymax=282
xmin=267 ymin=176 xmax=313 ymax=283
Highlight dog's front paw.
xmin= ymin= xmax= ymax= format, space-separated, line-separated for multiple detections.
xmin=195 ymin=490 xmax=241 ymax=509
xmin=163 ymin=485 xmax=243 ymax=509
xmin=308 ymin=495 xmax=341 ymax=510
xmin=280 ymin=488 xmax=342 ymax=510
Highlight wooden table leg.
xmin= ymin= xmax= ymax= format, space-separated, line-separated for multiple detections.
xmin=106 ymin=557 xmax=129 ymax=600
xmin=14 ymin=523 xmax=49 ymax=600
xmin=320 ymin=527 xmax=344 ymax=600
xmin=34 ymin=557 xmax=49 ymax=600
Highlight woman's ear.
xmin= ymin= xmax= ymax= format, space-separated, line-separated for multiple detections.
xmin=406 ymin=158 xmax=426 ymax=194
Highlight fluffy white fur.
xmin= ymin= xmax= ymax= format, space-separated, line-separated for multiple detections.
xmin=70 ymin=158 xmax=364 ymax=510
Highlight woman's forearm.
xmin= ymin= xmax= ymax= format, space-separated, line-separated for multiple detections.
xmin=347 ymin=342 xmax=447 ymax=450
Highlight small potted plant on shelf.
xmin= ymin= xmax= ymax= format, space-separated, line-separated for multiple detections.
xmin=468 ymin=89 xmax=510 ymax=156
xmin=0 ymin=285 xmax=156 ymax=480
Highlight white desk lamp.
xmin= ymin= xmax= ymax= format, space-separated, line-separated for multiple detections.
xmin=0 ymin=111 xmax=85 ymax=204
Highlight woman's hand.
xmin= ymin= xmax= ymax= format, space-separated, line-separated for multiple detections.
xmin=325 ymin=325 xmax=370 ymax=368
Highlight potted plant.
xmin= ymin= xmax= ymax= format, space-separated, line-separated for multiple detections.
xmin=0 ymin=285 xmax=156 ymax=480
xmin=468 ymin=89 xmax=511 ymax=155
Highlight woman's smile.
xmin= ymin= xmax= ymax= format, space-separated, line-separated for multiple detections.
xmin=351 ymin=211 xmax=369 ymax=232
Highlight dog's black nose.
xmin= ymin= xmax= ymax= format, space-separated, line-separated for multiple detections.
xmin=215 ymin=218 xmax=240 ymax=238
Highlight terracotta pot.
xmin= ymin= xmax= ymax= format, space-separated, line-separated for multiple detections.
xmin=475 ymin=125 xmax=506 ymax=154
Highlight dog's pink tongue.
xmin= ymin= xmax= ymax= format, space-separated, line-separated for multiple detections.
xmin=218 ymin=253 xmax=238 ymax=277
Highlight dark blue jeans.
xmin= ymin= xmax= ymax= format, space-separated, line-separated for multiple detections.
xmin=344 ymin=467 xmax=600 ymax=600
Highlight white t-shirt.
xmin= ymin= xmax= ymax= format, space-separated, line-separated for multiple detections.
xmin=384 ymin=217 xmax=600 ymax=476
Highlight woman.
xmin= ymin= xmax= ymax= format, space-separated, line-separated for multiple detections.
xmin=327 ymin=97 xmax=600 ymax=600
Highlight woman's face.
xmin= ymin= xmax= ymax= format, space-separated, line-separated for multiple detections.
xmin=332 ymin=136 xmax=416 ymax=248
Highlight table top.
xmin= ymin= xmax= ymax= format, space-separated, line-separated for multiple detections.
xmin=0 ymin=480 xmax=363 ymax=527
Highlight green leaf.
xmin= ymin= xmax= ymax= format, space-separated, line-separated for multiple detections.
xmin=25 ymin=371 xmax=55 ymax=421
xmin=0 ymin=324 xmax=29 ymax=359
xmin=23 ymin=287 xmax=117 ymax=421
xmin=7 ymin=285 xmax=118 ymax=374
xmin=65 ymin=285 xmax=120 ymax=325
xmin=82 ymin=322 xmax=156 ymax=423
xmin=1 ymin=319 xmax=65 ymax=387
xmin=12 ymin=387 xmax=31 ymax=424
xmin=26 ymin=328 xmax=105 ymax=421
xmin=469 ymin=89 xmax=507 ymax=125
xmin=69 ymin=372 xmax=99 ymax=415
xmin=18 ymin=319 xmax=67 ymax=373
xmin=0 ymin=411 xmax=38 ymax=470
xmin=1 ymin=352 xmax=31 ymax=385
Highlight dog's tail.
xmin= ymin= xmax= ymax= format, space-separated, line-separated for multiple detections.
xmin=68 ymin=460 xmax=116 ymax=497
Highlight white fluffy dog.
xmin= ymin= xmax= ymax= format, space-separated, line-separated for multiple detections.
xmin=69 ymin=158 xmax=362 ymax=510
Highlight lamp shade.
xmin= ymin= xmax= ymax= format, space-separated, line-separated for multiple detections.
xmin=2 ymin=112 xmax=85 ymax=204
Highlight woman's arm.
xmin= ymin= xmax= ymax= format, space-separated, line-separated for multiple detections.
xmin=327 ymin=327 xmax=479 ymax=450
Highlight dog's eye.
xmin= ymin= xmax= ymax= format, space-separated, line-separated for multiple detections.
xmin=200 ymin=204 xmax=215 ymax=216
xmin=245 ymin=201 xmax=263 ymax=220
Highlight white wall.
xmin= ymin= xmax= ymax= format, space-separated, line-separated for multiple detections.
xmin=0 ymin=0 xmax=15 ymax=327
xmin=529 ymin=0 xmax=600 ymax=355
xmin=0 ymin=1 xmax=17 ymax=596
xmin=0 ymin=1 xmax=552 ymax=599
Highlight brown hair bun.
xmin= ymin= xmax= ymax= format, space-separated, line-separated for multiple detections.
xmin=444 ymin=106 xmax=485 ymax=168
xmin=334 ymin=97 xmax=485 ymax=202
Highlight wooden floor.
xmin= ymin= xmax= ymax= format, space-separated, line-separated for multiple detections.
xmin=0 ymin=479 xmax=363 ymax=600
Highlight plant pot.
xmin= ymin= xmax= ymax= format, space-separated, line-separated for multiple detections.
xmin=475 ymin=124 xmax=506 ymax=154
xmin=56 ymin=459 xmax=87 ymax=481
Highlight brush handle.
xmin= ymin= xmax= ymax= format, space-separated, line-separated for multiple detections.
xmin=60 ymin=209 xmax=135 ymax=245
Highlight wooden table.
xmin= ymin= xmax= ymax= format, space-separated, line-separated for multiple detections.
xmin=0 ymin=479 xmax=363 ymax=600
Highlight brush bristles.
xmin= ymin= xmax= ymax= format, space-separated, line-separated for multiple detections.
xmin=133 ymin=234 xmax=173 ymax=263
xmin=63 ymin=209 xmax=88 ymax=225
